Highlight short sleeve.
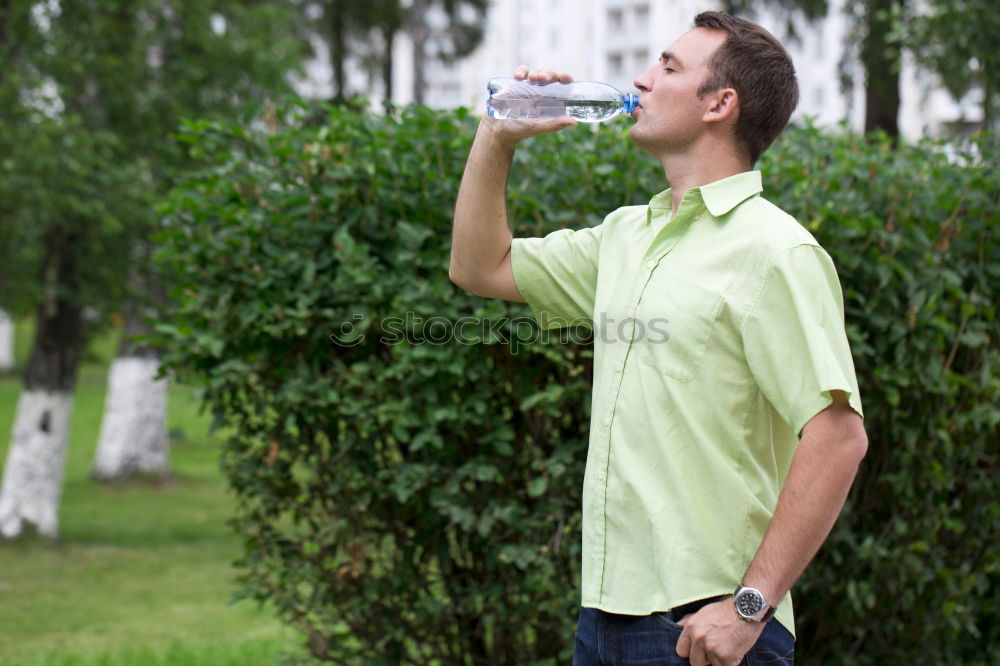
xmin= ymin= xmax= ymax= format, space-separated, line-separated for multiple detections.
xmin=742 ymin=244 xmax=864 ymax=437
xmin=510 ymin=224 xmax=604 ymax=330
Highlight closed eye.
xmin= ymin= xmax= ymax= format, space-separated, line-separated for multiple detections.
xmin=659 ymin=50 xmax=683 ymax=73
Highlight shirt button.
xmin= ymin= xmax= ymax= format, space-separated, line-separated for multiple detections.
xmin=604 ymin=415 xmax=612 ymax=426
xmin=645 ymin=260 xmax=656 ymax=269
xmin=616 ymin=363 xmax=624 ymax=372
xmin=694 ymin=214 xmax=702 ymax=221
xmin=598 ymin=470 xmax=606 ymax=481
xmin=627 ymin=308 xmax=635 ymax=318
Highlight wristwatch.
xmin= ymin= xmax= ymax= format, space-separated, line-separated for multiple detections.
xmin=733 ymin=585 xmax=776 ymax=623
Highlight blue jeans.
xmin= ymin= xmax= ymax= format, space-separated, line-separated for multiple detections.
xmin=573 ymin=605 xmax=795 ymax=666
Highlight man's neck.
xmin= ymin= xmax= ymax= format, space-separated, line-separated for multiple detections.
xmin=657 ymin=143 xmax=751 ymax=217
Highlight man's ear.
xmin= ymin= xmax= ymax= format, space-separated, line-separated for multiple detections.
xmin=703 ymin=87 xmax=739 ymax=124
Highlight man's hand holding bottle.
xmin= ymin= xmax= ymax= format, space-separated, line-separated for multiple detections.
xmin=481 ymin=65 xmax=578 ymax=147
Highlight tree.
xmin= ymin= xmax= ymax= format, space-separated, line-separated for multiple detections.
xmin=0 ymin=86 xmax=136 ymax=539
xmin=361 ymin=0 xmax=406 ymax=105
xmin=407 ymin=0 xmax=488 ymax=104
xmin=91 ymin=252 xmax=170 ymax=482
xmin=282 ymin=0 xmax=379 ymax=103
xmin=0 ymin=0 xmax=305 ymax=537
xmin=86 ymin=1 xmax=307 ymax=483
xmin=0 ymin=311 xmax=13 ymax=372
xmin=907 ymin=0 xmax=1000 ymax=131
xmin=288 ymin=0 xmax=487 ymax=106
xmin=318 ymin=0 xmax=355 ymax=102
xmin=724 ymin=0 xmax=906 ymax=137
xmin=858 ymin=0 xmax=905 ymax=137
xmin=726 ymin=0 xmax=998 ymax=138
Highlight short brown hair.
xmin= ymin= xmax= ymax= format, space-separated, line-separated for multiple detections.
xmin=694 ymin=11 xmax=798 ymax=165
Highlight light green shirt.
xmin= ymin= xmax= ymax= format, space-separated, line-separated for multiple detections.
xmin=510 ymin=171 xmax=863 ymax=635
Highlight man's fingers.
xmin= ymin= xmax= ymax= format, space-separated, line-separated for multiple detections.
xmin=510 ymin=66 xmax=574 ymax=84
xmin=527 ymin=68 xmax=565 ymax=84
xmin=509 ymin=116 xmax=577 ymax=136
xmin=479 ymin=113 xmax=576 ymax=145
xmin=541 ymin=116 xmax=577 ymax=131
xmin=526 ymin=68 xmax=554 ymax=83
xmin=676 ymin=625 xmax=691 ymax=657
xmin=688 ymin=644 xmax=710 ymax=666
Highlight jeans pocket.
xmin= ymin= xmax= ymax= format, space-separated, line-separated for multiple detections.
xmin=652 ymin=611 xmax=684 ymax=632
xmin=744 ymin=646 xmax=795 ymax=665
xmin=744 ymin=621 xmax=795 ymax=665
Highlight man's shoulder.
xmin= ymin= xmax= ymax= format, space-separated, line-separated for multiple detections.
xmin=734 ymin=194 xmax=821 ymax=252
xmin=605 ymin=204 xmax=648 ymax=223
xmin=593 ymin=204 xmax=650 ymax=238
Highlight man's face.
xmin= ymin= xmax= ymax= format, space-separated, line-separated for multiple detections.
xmin=629 ymin=27 xmax=728 ymax=156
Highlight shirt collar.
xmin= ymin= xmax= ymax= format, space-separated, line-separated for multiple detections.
xmin=645 ymin=171 xmax=763 ymax=224
xmin=700 ymin=171 xmax=763 ymax=217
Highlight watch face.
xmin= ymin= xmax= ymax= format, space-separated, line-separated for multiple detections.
xmin=736 ymin=590 xmax=764 ymax=617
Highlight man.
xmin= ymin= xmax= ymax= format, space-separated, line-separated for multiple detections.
xmin=449 ymin=11 xmax=867 ymax=666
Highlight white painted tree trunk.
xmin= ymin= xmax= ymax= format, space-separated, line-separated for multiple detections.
xmin=91 ymin=356 xmax=169 ymax=481
xmin=0 ymin=310 xmax=14 ymax=371
xmin=0 ymin=390 xmax=73 ymax=538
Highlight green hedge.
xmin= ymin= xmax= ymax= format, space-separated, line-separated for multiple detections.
xmin=762 ymin=129 xmax=1000 ymax=663
xmin=155 ymin=102 xmax=999 ymax=665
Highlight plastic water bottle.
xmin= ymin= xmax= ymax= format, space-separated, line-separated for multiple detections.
xmin=487 ymin=77 xmax=639 ymax=123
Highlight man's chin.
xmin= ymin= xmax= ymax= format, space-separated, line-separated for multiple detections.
xmin=627 ymin=124 xmax=648 ymax=150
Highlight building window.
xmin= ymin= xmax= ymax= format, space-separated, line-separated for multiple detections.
xmin=608 ymin=9 xmax=624 ymax=31
xmin=634 ymin=4 xmax=650 ymax=29
xmin=608 ymin=52 xmax=624 ymax=75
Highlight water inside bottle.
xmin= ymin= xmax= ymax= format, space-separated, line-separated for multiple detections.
xmin=488 ymin=98 xmax=625 ymax=123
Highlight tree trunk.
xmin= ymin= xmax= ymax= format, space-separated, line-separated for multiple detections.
xmin=862 ymin=0 xmax=902 ymax=137
xmin=0 ymin=390 xmax=73 ymax=537
xmin=410 ymin=0 xmax=429 ymax=105
xmin=983 ymin=79 xmax=994 ymax=131
xmin=0 ymin=309 xmax=13 ymax=371
xmin=91 ymin=303 xmax=169 ymax=482
xmin=382 ymin=25 xmax=394 ymax=108
xmin=0 ymin=229 xmax=84 ymax=539
xmin=0 ymin=0 xmax=11 ymax=89
xmin=329 ymin=2 xmax=347 ymax=102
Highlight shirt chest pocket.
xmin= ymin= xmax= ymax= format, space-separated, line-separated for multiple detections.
xmin=637 ymin=273 xmax=726 ymax=383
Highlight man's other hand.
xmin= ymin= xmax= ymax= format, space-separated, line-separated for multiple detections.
xmin=676 ymin=599 xmax=765 ymax=666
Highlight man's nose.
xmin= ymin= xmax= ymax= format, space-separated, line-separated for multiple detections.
xmin=633 ymin=67 xmax=652 ymax=93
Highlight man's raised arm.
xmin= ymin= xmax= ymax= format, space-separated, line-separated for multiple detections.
xmin=448 ymin=66 xmax=576 ymax=301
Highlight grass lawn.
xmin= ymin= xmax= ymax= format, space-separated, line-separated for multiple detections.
xmin=0 ymin=320 xmax=305 ymax=665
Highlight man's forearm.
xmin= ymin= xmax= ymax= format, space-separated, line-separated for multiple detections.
xmin=742 ymin=393 xmax=868 ymax=607
xmin=449 ymin=120 xmax=517 ymax=290
xmin=675 ymin=395 xmax=866 ymax=663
